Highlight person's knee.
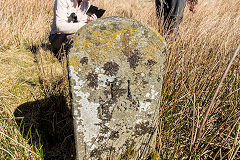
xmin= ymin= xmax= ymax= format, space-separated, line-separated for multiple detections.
xmin=49 ymin=34 xmax=69 ymax=51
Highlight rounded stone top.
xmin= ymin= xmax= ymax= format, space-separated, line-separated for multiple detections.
xmin=69 ymin=16 xmax=166 ymax=76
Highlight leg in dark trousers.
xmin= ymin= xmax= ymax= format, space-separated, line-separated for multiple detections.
xmin=49 ymin=34 xmax=73 ymax=57
xmin=156 ymin=0 xmax=186 ymax=33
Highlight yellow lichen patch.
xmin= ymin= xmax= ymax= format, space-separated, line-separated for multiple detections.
xmin=102 ymin=30 xmax=111 ymax=35
xmin=102 ymin=39 xmax=114 ymax=46
xmin=112 ymin=31 xmax=121 ymax=38
xmin=112 ymin=28 xmax=130 ymax=38
xmin=88 ymin=46 xmax=122 ymax=65
xmin=75 ymin=56 xmax=80 ymax=64
xmin=129 ymin=27 xmax=135 ymax=36
xmin=83 ymin=40 xmax=94 ymax=49
xmin=69 ymin=55 xmax=79 ymax=70
xmin=130 ymin=39 xmax=137 ymax=47
xmin=74 ymin=33 xmax=81 ymax=40
xmin=92 ymin=31 xmax=103 ymax=42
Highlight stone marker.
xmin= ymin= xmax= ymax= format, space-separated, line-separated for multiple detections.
xmin=68 ymin=16 xmax=165 ymax=159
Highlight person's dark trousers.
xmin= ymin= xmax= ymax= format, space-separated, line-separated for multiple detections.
xmin=49 ymin=34 xmax=73 ymax=57
xmin=155 ymin=0 xmax=186 ymax=33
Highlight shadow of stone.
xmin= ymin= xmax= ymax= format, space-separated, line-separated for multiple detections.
xmin=14 ymin=95 xmax=75 ymax=160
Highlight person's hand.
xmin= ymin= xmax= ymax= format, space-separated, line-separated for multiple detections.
xmin=187 ymin=0 xmax=198 ymax=13
xmin=87 ymin=14 xmax=97 ymax=23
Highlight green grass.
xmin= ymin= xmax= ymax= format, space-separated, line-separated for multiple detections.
xmin=0 ymin=103 xmax=43 ymax=159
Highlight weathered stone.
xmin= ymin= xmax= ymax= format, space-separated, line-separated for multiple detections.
xmin=68 ymin=16 xmax=166 ymax=160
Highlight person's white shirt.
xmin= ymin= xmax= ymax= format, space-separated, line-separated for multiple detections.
xmin=50 ymin=0 xmax=90 ymax=34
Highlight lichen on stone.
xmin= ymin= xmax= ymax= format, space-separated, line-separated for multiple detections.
xmin=68 ymin=16 xmax=166 ymax=160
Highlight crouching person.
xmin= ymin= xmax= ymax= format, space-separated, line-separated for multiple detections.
xmin=49 ymin=0 xmax=97 ymax=57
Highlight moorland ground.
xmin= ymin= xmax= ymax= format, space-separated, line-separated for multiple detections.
xmin=0 ymin=0 xmax=240 ymax=159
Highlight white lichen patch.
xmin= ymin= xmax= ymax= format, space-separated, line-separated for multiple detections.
xmin=136 ymin=119 xmax=148 ymax=124
xmin=150 ymin=85 xmax=159 ymax=99
xmin=73 ymin=109 xmax=78 ymax=116
xmin=145 ymin=93 xmax=151 ymax=98
xmin=139 ymin=101 xmax=151 ymax=112
xmin=136 ymin=119 xmax=143 ymax=123
xmin=76 ymin=91 xmax=101 ymax=146
xmin=69 ymin=65 xmax=101 ymax=149
xmin=95 ymin=68 xmax=116 ymax=88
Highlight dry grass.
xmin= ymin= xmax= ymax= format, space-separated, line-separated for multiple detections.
xmin=0 ymin=0 xmax=52 ymax=50
xmin=0 ymin=0 xmax=240 ymax=159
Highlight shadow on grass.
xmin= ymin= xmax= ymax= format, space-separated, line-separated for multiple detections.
xmin=14 ymin=95 xmax=75 ymax=160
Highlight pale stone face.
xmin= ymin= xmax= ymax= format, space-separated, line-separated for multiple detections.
xmin=68 ymin=16 xmax=166 ymax=159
